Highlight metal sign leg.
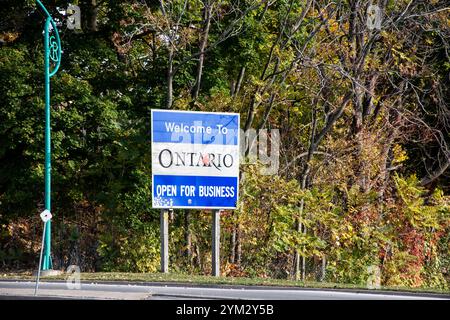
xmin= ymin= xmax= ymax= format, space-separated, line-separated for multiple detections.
xmin=160 ymin=209 xmax=169 ymax=273
xmin=212 ymin=210 xmax=221 ymax=277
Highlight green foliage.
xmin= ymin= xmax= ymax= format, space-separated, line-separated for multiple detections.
xmin=394 ymin=174 xmax=447 ymax=230
xmin=98 ymin=220 xmax=160 ymax=273
xmin=0 ymin=0 xmax=448 ymax=291
xmin=97 ymin=167 xmax=161 ymax=273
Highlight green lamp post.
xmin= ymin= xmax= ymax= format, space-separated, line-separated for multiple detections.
xmin=36 ymin=0 xmax=61 ymax=271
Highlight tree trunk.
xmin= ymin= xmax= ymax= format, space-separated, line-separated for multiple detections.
xmin=233 ymin=66 xmax=246 ymax=97
xmin=294 ymin=199 xmax=304 ymax=281
xmin=235 ymin=223 xmax=242 ymax=266
xmin=80 ymin=0 xmax=98 ymax=32
xmin=294 ymin=105 xmax=317 ymax=281
xmin=194 ymin=243 xmax=202 ymax=270
xmin=184 ymin=210 xmax=191 ymax=264
xmin=230 ymin=215 xmax=236 ymax=263
xmin=192 ymin=1 xmax=212 ymax=100
xmin=320 ymin=255 xmax=326 ymax=281
xmin=166 ymin=47 xmax=174 ymax=108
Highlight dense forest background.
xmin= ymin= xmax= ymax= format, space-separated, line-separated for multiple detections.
xmin=0 ymin=0 xmax=449 ymax=289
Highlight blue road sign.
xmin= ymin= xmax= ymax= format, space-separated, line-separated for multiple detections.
xmin=151 ymin=109 xmax=240 ymax=209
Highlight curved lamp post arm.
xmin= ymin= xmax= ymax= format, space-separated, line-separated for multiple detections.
xmin=36 ymin=0 xmax=62 ymax=76
xmin=36 ymin=0 xmax=52 ymax=17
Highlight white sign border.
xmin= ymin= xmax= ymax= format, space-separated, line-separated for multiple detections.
xmin=151 ymin=109 xmax=240 ymax=210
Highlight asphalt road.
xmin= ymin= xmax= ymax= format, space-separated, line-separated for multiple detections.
xmin=0 ymin=280 xmax=448 ymax=300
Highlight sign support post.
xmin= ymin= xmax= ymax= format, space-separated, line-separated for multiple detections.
xmin=212 ymin=210 xmax=221 ymax=277
xmin=160 ymin=209 xmax=169 ymax=273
